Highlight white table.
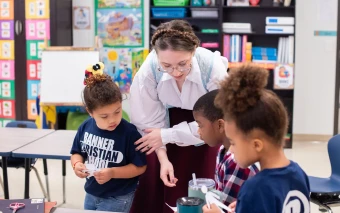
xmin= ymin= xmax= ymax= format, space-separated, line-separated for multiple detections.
xmin=12 ymin=130 xmax=76 ymax=204
xmin=0 ymin=127 xmax=54 ymax=199
xmin=52 ymin=208 xmax=119 ymax=213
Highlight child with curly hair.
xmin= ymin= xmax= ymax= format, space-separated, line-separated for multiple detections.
xmin=203 ymin=64 xmax=310 ymax=213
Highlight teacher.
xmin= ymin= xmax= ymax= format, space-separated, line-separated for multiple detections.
xmin=130 ymin=20 xmax=228 ymax=213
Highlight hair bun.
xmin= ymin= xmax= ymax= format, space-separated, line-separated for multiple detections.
xmin=219 ymin=64 xmax=268 ymax=114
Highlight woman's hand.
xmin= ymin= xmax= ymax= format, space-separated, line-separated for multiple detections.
xmin=135 ymin=128 xmax=163 ymax=155
xmin=160 ymin=159 xmax=178 ymax=187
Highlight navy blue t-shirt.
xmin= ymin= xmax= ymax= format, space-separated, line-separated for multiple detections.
xmin=70 ymin=118 xmax=147 ymax=198
xmin=236 ymin=161 xmax=310 ymax=213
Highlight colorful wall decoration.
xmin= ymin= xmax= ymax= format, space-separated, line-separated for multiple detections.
xmin=100 ymin=48 xmax=143 ymax=93
xmin=95 ymin=0 xmax=143 ymax=48
xmin=95 ymin=0 xmax=144 ymax=94
xmin=0 ymin=0 xmax=14 ymax=126
xmin=25 ymin=0 xmax=50 ymax=120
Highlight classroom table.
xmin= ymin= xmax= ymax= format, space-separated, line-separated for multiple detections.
xmin=53 ymin=208 xmax=118 ymax=213
xmin=0 ymin=127 xmax=55 ymax=199
xmin=12 ymin=130 xmax=76 ymax=204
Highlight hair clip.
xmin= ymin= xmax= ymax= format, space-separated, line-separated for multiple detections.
xmin=84 ymin=62 xmax=105 ymax=85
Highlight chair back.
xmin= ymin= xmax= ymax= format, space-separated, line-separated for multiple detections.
xmin=328 ymin=134 xmax=340 ymax=177
xmin=5 ymin=121 xmax=37 ymax=129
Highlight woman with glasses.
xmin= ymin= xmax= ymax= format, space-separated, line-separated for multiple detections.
xmin=129 ymin=20 xmax=228 ymax=213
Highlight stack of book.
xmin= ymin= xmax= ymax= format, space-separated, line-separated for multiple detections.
xmin=223 ymin=34 xmax=250 ymax=62
xmin=252 ymin=47 xmax=277 ymax=64
xmin=277 ymin=36 xmax=294 ymax=64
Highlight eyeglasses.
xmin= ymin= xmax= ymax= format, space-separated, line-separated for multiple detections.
xmin=157 ymin=62 xmax=192 ymax=73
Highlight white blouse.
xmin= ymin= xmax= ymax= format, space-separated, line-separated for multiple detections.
xmin=129 ymin=47 xmax=228 ymax=146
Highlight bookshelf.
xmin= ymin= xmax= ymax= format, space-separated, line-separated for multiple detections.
xmin=149 ymin=0 xmax=296 ymax=148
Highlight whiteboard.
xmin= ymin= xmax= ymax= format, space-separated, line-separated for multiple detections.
xmin=40 ymin=50 xmax=99 ymax=105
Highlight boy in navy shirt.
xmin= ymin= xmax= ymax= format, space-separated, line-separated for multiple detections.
xmin=70 ymin=64 xmax=146 ymax=212
xmin=204 ymin=65 xmax=310 ymax=213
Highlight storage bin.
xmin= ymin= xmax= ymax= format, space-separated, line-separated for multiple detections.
xmin=191 ymin=8 xmax=218 ymax=18
xmin=152 ymin=8 xmax=187 ymax=18
xmin=153 ymin=0 xmax=189 ymax=6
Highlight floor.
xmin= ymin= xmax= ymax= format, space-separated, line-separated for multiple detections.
xmin=0 ymin=140 xmax=338 ymax=213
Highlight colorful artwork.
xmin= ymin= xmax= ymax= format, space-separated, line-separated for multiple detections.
xmin=73 ymin=6 xmax=91 ymax=30
xmin=96 ymin=8 xmax=143 ymax=47
xmin=0 ymin=20 xmax=13 ymax=39
xmin=131 ymin=49 xmax=143 ymax=78
xmin=27 ymin=80 xmax=40 ymax=100
xmin=97 ymin=0 xmax=141 ymax=8
xmin=0 ymin=60 xmax=14 ymax=80
xmin=26 ymin=40 xmax=49 ymax=60
xmin=100 ymin=48 xmax=133 ymax=93
xmin=0 ymin=40 xmax=13 ymax=59
xmin=26 ymin=60 xmax=41 ymax=80
xmin=0 ymin=0 xmax=13 ymax=20
xmin=0 ymin=118 xmax=12 ymax=127
xmin=274 ymin=64 xmax=294 ymax=90
xmin=0 ymin=80 xmax=14 ymax=99
xmin=0 ymin=99 xmax=15 ymax=119
xmin=26 ymin=19 xmax=50 ymax=40
xmin=27 ymin=99 xmax=37 ymax=120
xmin=25 ymin=0 xmax=50 ymax=19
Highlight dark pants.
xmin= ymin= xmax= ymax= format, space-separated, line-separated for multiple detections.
xmin=130 ymin=108 xmax=218 ymax=213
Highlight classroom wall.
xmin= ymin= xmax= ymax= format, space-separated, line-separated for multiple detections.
xmin=293 ymin=0 xmax=338 ymax=136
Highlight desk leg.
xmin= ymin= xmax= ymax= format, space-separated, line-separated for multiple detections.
xmin=62 ymin=160 xmax=66 ymax=204
xmin=43 ymin=159 xmax=50 ymax=201
xmin=2 ymin=157 xmax=9 ymax=199
xmin=24 ymin=158 xmax=30 ymax=199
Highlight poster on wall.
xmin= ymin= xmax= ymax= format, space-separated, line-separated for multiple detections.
xmin=0 ymin=99 xmax=15 ymax=119
xmin=0 ymin=20 xmax=13 ymax=39
xmin=73 ymin=6 xmax=91 ymax=30
xmin=97 ymin=0 xmax=141 ymax=8
xmin=25 ymin=0 xmax=50 ymax=19
xmin=26 ymin=60 xmax=41 ymax=80
xmin=0 ymin=40 xmax=14 ymax=59
xmin=27 ymin=80 xmax=40 ymax=100
xmin=100 ymin=48 xmax=134 ymax=93
xmin=27 ymin=99 xmax=37 ymax=120
xmin=0 ymin=0 xmax=14 ymax=20
xmin=274 ymin=64 xmax=294 ymax=90
xmin=26 ymin=19 xmax=50 ymax=40
xmin=0 ymin=80 xmax=14 ymax=99
xmin=26 ymin=40 xmax=49 ymax=60
xmin=96 ymin=8 xmax=143 ymax=47
xmin=0 ymin=60 xmax=14 ymax=80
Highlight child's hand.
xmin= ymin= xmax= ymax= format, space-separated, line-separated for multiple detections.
xmin=74 ymin=162 xmax=88 ymax=179
xmin=202 ymin=204 xmax=221 ymax=213
xmin=94 ymin=168 xmax=113 ymax=184
xmin=229 ymin=201 xmax=237 ymax=212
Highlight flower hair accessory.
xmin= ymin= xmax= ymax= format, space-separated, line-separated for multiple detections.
xmin=84 ymin=62 xmax=105 ymax=85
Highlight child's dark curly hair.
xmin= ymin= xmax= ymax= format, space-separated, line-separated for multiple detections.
xmin=83 ymin=74 xmax=122 ymax=113
xmin=215 ymin=64 xmax=288 ymax=146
